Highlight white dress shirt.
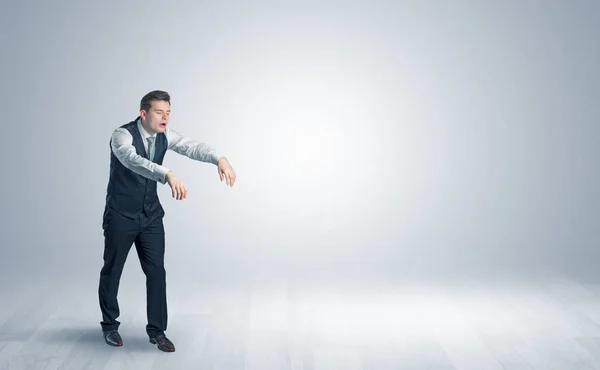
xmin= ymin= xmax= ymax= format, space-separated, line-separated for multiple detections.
xmin=110 ymin=118 xmax=221 ymax=184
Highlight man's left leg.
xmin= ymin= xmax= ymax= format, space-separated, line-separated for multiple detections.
xmin=134 ymin=214 xmax=175 ymax=352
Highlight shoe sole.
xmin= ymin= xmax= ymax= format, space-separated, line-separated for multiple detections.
xmin=104 ymin=339 xmax=123 ymax=347
xmin=149 ymin=337 xmax=175 ymax=352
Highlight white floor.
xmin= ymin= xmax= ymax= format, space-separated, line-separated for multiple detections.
xmin=2 ymin=267 xmax=600 ymax=370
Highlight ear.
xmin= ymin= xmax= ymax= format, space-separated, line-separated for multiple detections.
xmin=140 ymin=110 xmax=146 ymax=120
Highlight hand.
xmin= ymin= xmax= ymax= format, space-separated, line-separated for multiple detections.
xmin=217 ymin=157 xmax=236 ymax=187
xmin=165 ymin=171 xmax=188 ymax=200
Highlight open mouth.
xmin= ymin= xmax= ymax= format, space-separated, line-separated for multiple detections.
xmin=159 ymin=122 xmax=167 ymax=128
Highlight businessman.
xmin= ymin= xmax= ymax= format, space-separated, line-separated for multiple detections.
xmin=98 ymin=90 xmax=236 ymax=352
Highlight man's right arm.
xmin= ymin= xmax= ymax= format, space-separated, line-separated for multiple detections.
xmin=110 ymin=128 xmax=171 ymax=184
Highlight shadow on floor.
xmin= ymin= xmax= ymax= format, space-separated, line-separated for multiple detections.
xmin=36 ymin=326 xmax=157 ymax=352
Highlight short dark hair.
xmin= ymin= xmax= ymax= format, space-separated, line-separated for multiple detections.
xmin=140 ymin=90 xmax=170 ymax=111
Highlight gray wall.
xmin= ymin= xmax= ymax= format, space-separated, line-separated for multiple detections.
xmin=1 ymin=0 xmax=599 ymax=284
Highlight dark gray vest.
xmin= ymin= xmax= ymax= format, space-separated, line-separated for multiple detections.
xmin=104 ymin=118 xmax=168 ymax=221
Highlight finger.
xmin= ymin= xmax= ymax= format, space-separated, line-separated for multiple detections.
xmin=183 ymin=184 xmax=188 ymax=199
xmin=219 ymin=169 xmax=224 ymax=181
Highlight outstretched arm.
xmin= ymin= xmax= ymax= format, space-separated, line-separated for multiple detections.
xmin=166 ymin=128 xmax=220 ymax=164
xmin=111 ymin=128 xmax=188 ymax=199
xmin=111 ymin=128 xmax=170 ymax=184
xmin=166 ymin=128 xmax=236 ymax=187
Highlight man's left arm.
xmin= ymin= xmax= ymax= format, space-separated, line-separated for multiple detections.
xmin=166 ymin=128 xmax=236 ymax=186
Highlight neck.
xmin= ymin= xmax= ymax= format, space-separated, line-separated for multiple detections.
xmin=140 ymin=118 xmax=155 ymax=136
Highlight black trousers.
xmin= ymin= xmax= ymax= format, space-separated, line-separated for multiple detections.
xmin=98 ymin=208 xmax=167 ymax=338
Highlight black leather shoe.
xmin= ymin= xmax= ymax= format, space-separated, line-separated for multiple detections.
xmin=103 ymin=330 xmax=123 ymax=347
xmin=149 ymin=334 xmax=175 ymax=352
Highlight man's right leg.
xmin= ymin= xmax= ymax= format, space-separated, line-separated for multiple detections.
xmin=98 ymin=209 xmax=138 ymax=333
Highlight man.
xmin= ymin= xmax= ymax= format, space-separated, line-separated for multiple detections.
xmin=98 ymin=90 xmax=236 ymax=352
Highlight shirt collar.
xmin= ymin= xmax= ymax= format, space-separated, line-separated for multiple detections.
xmin=136 ymin=117 xmax=156 ymax=139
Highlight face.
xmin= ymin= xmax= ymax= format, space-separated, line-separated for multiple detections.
xmin=140 ymin=100 xmax=170 ymax=134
